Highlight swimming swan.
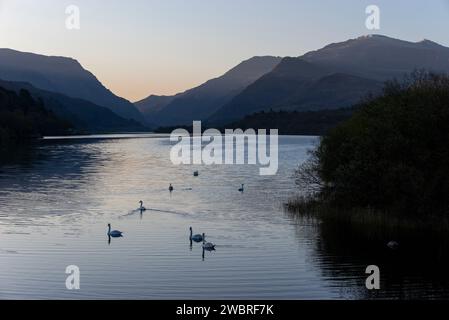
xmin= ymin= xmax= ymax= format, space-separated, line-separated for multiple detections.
xmin=238 ymin=184 xmax=244 ymax=192
xmin=387 ymin=241 xmax=399 ymax=250
xmin=194 ymin=171 xmax=199 ymax=177
xmin=202 ymin=233 xmax=216 ymax=250
xmin=190 ymin=227 xmax=203 ymax=242
xmin=139 ymin=200 xmax=146 ymax=211
xmin=108 ymin=224 xmax=123 ymax=238
xmin=169 ymin=184 xmax=174 ymax=192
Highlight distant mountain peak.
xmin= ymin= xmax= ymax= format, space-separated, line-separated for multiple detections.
xmin=417 ymin=39 xmax=443 ymax=47
xmin=356 ymin=34 xmax=387 ymax=39
xmin=210 ymin=34 xmax=449 ymax=125
xmin=311 ymin=35 xmax=447 ymax=56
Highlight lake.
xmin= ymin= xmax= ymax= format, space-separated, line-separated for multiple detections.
xmin=0 ymin=134 xmax=448 ymax=299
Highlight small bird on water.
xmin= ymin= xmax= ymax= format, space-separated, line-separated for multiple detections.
xmin=202 ymin=233 xmax=216 ymax=251
xmin=387 ymin=241 xmax=399 ymax=250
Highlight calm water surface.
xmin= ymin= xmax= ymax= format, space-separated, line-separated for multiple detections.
xmin=0 ymin=135 xmax=448 ymax=299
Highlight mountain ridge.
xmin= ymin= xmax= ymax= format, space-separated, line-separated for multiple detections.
xmin=0 ymin=79 xmax=147 ymax=133
xmin=209 ymin=35 xmax=449 ymax=125
xmin=0 ymin=48 xmax=145 ymax=124
xmin=135 ymin=56 xmax=282 ymax=126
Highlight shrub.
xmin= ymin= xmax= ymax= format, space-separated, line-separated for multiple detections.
xmin=301 ymin=71 xmax=449 ymax=217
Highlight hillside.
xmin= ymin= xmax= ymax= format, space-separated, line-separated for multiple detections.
xmin=135 ymin=56 xmax=282 ymax=126
xmin=0 ymin=86 xmax=71 ymax=147
xmin=0 ymin=48 xmax=145 ymax=123
xmin=0 ymin=80 xmax=148 ymax=133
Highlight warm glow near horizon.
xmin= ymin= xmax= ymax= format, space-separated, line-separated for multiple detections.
xmin=1 ymin=0 xmax=448 ymax=102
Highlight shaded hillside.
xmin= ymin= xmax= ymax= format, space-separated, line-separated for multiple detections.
xmin=210 ymin=35 xmax=449 ymax=124
xmin=0 ymin=80 xmax=148 ymax=133
xmin=136 ymin=56 xmax=282 ymax=126
xmin=154 ymin=108 xmax=354 ymax=136
xmin=0 ymin=87 xmax=71 ymax=148
xmin=134 ymin=94 xmax=175 ymax=128
xmin=281 ymin=73 xmax=383 ymax=111
xmin=227 ymin=109 xmax=354 ymax=135
xmin=0 ymin=49 xmax=145 ymax=123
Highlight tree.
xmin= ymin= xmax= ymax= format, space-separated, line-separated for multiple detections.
xmin=300 ymin=72 xmax=449 ymax=217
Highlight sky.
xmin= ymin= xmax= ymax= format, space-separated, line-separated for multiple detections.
xmin=0 ymin=0 xmax=448 ymax=102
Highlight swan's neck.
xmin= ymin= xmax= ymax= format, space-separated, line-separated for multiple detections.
xmin=108 ymin=225 xmax=111 ymax=235
xmin=190 ymin=229 xmax=193 ymax=239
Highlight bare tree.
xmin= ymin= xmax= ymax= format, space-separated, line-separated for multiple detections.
xmin=294 ymin=150 xmax=324 ymax=196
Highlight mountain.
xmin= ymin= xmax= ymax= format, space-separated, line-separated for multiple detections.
xmin=135 ymin=94 xmax=175 ymax=124
xmin=0 ymin=80 xmax=147 ymax=133
xmin=301 ymin=35 xmax=449 ymax=80
xmin=135 ymin=56 xmax=282 ymax=126
xmin=0 ymin=48 xmax=145 ymax=123
xmin=209 ymin=35 xmax=449 ymax=124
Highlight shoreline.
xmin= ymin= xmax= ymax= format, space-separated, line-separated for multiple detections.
xmin=285 ymin=195 xmax=449 ymax=234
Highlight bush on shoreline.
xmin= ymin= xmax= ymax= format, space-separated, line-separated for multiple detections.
xmin=289 ymin=72 xmax=449 ymax=225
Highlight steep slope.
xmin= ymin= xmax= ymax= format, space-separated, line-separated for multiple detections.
xmin=0 ymin=80 xmax=147 ymax=133
xmin=0 ymin=86 xmax=71 ymax=146
xmin=0 ymin=49 xmax=145 ymax=123
xmin=280 ymin=73 xmax=383 ymax=111
xmin=210 ymin=35 xmax=449 ymax=124
xmin=208 ymin=58 xmax=335 ymax=123
xmin=135 ymin=94 xmax=176 ymax=119
xmin=136 ymin=56 xmax=282 ymax=126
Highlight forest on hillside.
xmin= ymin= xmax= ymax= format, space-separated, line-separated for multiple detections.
xmin=0 ymin=86 xmax=71 ymax=149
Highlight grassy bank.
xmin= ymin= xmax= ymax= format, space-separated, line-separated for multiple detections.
xmin=285 ymin=195 xmax=449 ymax=236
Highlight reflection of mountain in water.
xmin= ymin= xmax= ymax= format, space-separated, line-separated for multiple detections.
xmin=0 ymin=139 xmax=111 ymax=220
xmin=287 ymin=213 xmax=449 ymax=299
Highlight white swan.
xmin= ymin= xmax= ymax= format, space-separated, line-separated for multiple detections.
xmin=108 ymin=224 xmax=123 ymax=238
xmin=238 ymin=184 xmax=244 ymax=192
xmin=139 ymin=200 xmax=146 ymax=211
xmin=387 ymin=241 xmax=399 ymax=250
xmin=190 ymin=227 xmax=203 ymax=242
xmin=202 ymin=233 xmax=216 ymax=250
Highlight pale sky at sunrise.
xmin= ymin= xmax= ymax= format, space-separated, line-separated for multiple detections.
xmin=0 ymin=0 xmax=448 ymax=102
